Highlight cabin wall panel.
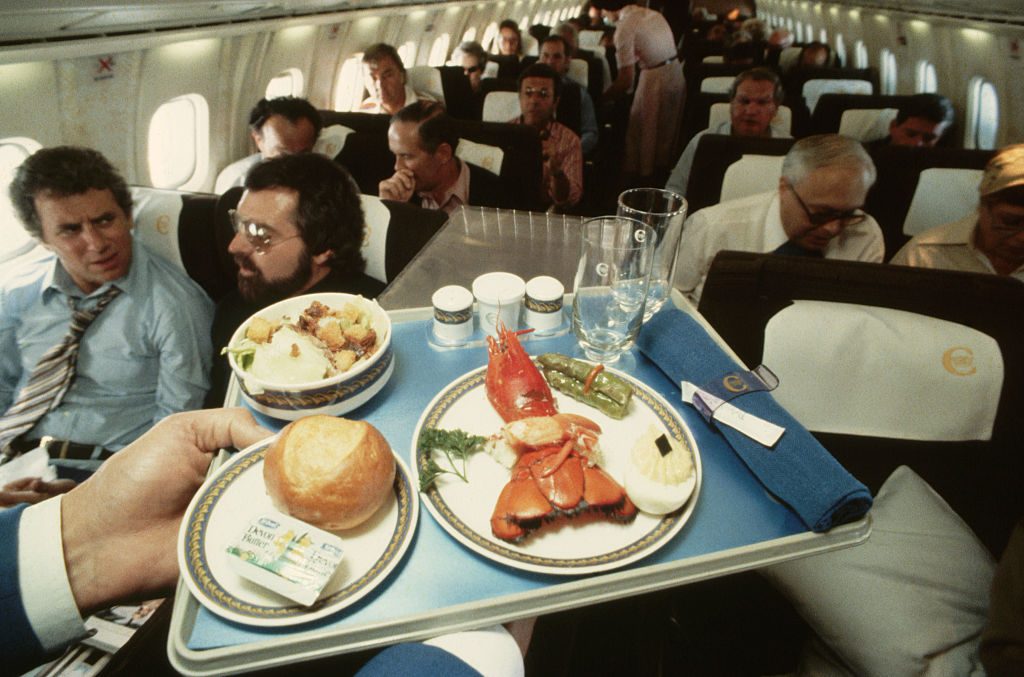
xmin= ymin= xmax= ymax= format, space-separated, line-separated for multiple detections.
xmin=135 ymin=38 xmax=222 ymax=186
xmin=309 ymin=22 xmax=350 ymax=108
xmin=0 ymin=62 xmax=61 ymax=147
xmin=57 ymin=52 xmax=143 ymax=183
xmin=210 ymin=34 xmax=268 ymax=190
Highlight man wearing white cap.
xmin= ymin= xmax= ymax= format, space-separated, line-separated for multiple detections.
xmin=892 ymin=144 xmax=1024 ymax=281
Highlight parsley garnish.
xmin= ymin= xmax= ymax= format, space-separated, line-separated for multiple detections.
xmin=418 ymin=427 xmax=487 ymax=491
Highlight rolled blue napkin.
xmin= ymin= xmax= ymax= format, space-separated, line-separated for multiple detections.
xmin=637 ymin=309 xmax=872 ymax=532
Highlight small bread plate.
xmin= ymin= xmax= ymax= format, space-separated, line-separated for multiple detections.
xmin=177 ymin=437 xmax=418 ymax=627
xmin=412 ymin=366 xmax=702 ymax=575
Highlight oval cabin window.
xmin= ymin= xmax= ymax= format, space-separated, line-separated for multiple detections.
xmin=880 ymin=49 xmax=897 ymax=95
xmin=854 ymin=40 xmax=868 ymax=68
xmin=834 ymin=34 xmax=847 ymax=67
xmin=398 ymin=41 xmax=417 ymax=68
xmin=147 ymin=94 xmax=209 ymax=191
xmin=429 ymin=34 xmax=451 ymax=67
xmin=0 ymin=137 xmax=42 ymax=261
xmin=916 ymin=61 xmax=938 ymax=93
xmin=265 ymin=68 xmax=305 ymax=99
xmin=966 ymin=77 xmax=1000 ymax=150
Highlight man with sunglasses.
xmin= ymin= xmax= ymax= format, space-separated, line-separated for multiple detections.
xmin=892 ymin=144 xmax=1024 ymax=280
xmin=1 ymin=146 xmax=213 ymax=501
xmin=675 ymin=134 xmax=883 ymax=303
xmin=207 ymin=154 xmax=383 ymax=405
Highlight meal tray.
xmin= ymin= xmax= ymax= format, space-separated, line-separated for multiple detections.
xmin=168 ymin=307 xmax=870 ymax=676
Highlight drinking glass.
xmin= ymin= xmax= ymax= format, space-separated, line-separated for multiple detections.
xmin=571 ymin=216 xmax=656 ymax=363
xmin=617 ymin=188 xmax=688 ymax=320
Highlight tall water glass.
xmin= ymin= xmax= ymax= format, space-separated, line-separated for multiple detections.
xmin=571 ymin=216 xmax=656 ymax=363
xmin=617 ymin=188 xmax=687 ymax=320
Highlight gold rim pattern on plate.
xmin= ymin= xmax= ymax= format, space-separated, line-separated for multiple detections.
xmin=241 ymin=349 xmax=394 ymax=410
xmin=183 ymin=443 xmax=415 ymax=620
xmin=418 ymin=368 xmax=695 ymax=570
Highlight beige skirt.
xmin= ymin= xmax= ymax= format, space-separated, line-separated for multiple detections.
xmin=625 ymin=63 xmax=686 ymax=177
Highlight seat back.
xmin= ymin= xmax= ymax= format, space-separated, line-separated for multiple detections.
xmin=436 ymin=65 xmax=478 ymax=120
xmin=708 ymin=102 xmax=792 ymax=136
xmin=406 ymin=66 xmax=446 ymax=104
xmin=902 ymin=168 xmax=984 ymax=237
xmin=699 ymin=75 xmax=735 ymax=94
xmin=837 ymin=107 xmax=898 ymax=142
xmin=131 ymin=186 xmax=235 ymax=301
xmin=482 ymin=90 xmax=521 ymax=122
xmin=698 ymin=251 xmax=1024 ymax=556
xmin=317 ymin=111 xmax=394 ymax=195
xmin=801 ymin=78 xmax=872 ymax=113
xmin=684 ymin=134 xmax=795 ymax=213
xmin=811 ymin=93 xmax=935 ymax=136
xmin=567 ymin=58 xmax=588 ymax=88
xmin=719 ymin=154 xmax=786 ymax=202
xmin=783 ymin=67 xmax=879 ymax=113
xmin=864 ymin=145 xmax=994 ymax=259
xmin=360 ymin=195 xmax=447 ymax=283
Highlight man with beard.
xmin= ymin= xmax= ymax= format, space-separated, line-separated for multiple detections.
xmin=206 ymin=154 xmax=384 ymax=405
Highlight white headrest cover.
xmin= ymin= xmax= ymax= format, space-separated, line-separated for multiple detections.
xmin=456 ymin=138 xmax=504 ymax=175
xmin=763 ymin=300 xmax=1002 ymax=441
xmin=903 ymin=168 xmax=985 ymax=237
xmin=482 ymin=90 xmax=521 ymax=123
xmin=720 ymin=154 xmax=785 ymax=202
xmin=802 ymin=79 xmax=873 ymax=114
xmin=313 ymin=124 xmax=355 ymax=159
xmin=130 ymin=186 xmax=184 ymax=270
xmin=358 ymin=194 xmax=390 ymax=284
xmin=837 ymin=108 xmax=898 ymax=142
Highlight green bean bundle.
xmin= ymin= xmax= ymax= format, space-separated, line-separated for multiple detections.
xmin=537 ymin=353 xmax=633 ymax=419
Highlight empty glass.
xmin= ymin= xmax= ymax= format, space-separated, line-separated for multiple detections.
xmin=617 ymin=188 xmax=688 ymax=320
xmin=571 ymin=216 xmax=656 ymax=363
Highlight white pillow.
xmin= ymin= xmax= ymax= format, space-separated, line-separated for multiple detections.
xmin=762 ymin=465 xmax=994 ymax=677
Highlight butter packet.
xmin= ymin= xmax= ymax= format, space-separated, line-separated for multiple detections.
xmin=226 ymin=513 xmax=344 ymax=606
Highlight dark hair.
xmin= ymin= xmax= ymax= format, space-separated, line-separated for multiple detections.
xmin=894 ymin=93 xmax=955 ymax=127
xmin=540 ymin=34 xmax=571 ymax=55
xmin=248 ymin=96 xmax=322 ymax=138
xmin=729 ymin=67 xmax=784 ymax=103
xmin=457 ymin=40 xmax=487 ymax=66
xmin=362 ymin=43 xmax=405 ymax=73
xmin=9 ymin=146 xmax=132 ymax=239
xmin=517 ymin=62 xmax=563 ymax=101
xmin=391 ymin=100 xmax=456 ymax=154
xmin=798 ymin=42 xmax=832 ymax=67
xmin=244 ymin=154 xmax=365 ymax=275
xmin=589 ymin=0 xmax=631 ymax=11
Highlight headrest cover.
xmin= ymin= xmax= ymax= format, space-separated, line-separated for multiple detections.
xmin=979 ymin=143 xmax=1024 ymax=197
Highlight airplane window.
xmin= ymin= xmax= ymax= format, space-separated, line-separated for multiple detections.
xmin=398 ymin=41 xmax=416 ymax=68
xmin=334 ymin=53 xmax=364 ymax=112
xmin=429 ymin=34 xmax=451 ymax=67
xmin=0 ymin=137 xmax=42 ymax=261
xmin=835 ymin=34 xmax=847 ymax=66
xmin=265 ymin=68 xmax=304 ymax=99
xmin=966 ymin=77 xmax=999 ymax=150
xmin=794 ymin=23 xmax=803 ymax=43
xmin=482 ymin=22 xmax=499 ymax=52
xmin=819 ymin=28 xmax=827 ymax=43
xmin=147 ymin=94 xmax=209 ymax=191
xmin=462 ymin=27 xmax=477 ymax=43
xmin=916 ymin=60 xmax=937 ymax=93
xmin=854 ymin=40 xmax=869 ymax=68
xmin=880 ymin=49 xmax=897 ymax=95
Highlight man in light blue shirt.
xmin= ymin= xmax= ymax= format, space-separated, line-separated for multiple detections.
xmin=1 ymin=146 xmax=213 ymax=498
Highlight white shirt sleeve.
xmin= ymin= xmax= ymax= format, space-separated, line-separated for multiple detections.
xmin=18 ymin=496 xmax=88 ymax=652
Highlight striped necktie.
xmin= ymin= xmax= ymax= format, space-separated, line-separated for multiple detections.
xmin=0 ymin=286 xmax=122 ymax=460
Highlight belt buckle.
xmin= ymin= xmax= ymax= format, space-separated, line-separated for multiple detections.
xmin=38 ymin=436 xmax=71 ymax=459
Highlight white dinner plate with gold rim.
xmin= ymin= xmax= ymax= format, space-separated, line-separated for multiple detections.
xmin=412 ymin=365 xmax=702 ymax=575
xmin=177 ymin=436 xmax=418 ymax=627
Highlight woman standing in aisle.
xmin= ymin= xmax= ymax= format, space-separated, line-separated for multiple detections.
xmin=594 ymin=0 xmax=684 ymax=183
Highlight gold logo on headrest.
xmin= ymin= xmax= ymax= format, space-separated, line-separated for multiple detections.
xmin=722 ymin=374 xmax=748 ymax=393
xmin=482 ymin=157 xmax=494 ymax=170
xmin=156 ymin=215 xmax=170 ymax=235
xmin=942 ymin=346 xmax=976 ymax=376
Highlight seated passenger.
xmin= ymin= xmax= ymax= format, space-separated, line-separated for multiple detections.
xmin=510 ymin=63 xmax=583 ymax=210
xmin=359 ymin=43 xmax=434 ymax=115
xmin=214 ymin=96 xmax=321 ymax=193
xmin=208 ymin=155 xmax=384 ymax=404
xmin=666 ymin=68 xmax=790 ymax=198
xmin=454 ymin=40 xmax=488 ymax=94
xmin=551 ymin=20 xmax=606 ymax=100
xmin=797 ymin=41 xmax=832 ymax=68
xmin=537 ymin=34 xmax=599 ymax=156
xmin=491 ymin=19 xmax=528 ymax=80
xmin=891 ymin=144 xmax=1024 ymax=280
xmin=1 ymin=146 xmax=213 ymax=497
xmin=675 ymin=134 xmax=884 ymax=303
xmin=869 ymin=93 xmax=955 ymax=148
xmin=378 ymin=100 xmax=501 ymax=214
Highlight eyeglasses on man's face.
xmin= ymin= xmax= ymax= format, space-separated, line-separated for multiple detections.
xmin=229 ymin=209 xmax=301 ymax=255
xmin=785 ymin=180 xmax=867 ymax=228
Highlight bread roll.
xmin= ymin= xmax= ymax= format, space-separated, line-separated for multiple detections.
xmin=264 ymin=415 xmax=396 ymax=530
